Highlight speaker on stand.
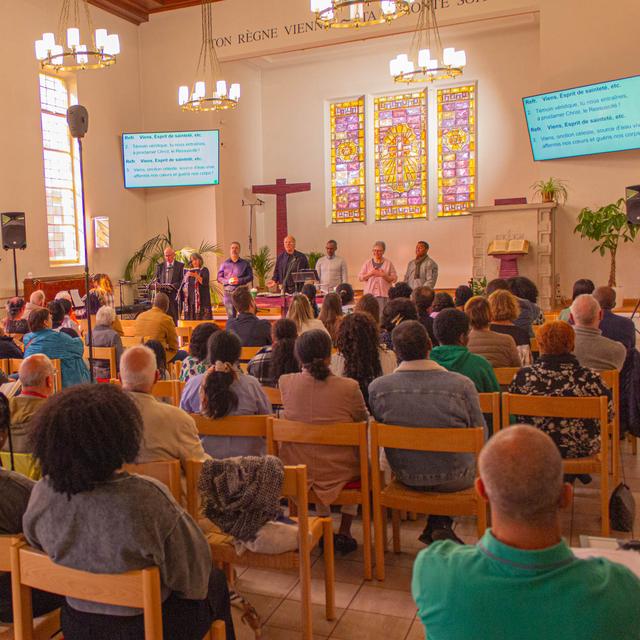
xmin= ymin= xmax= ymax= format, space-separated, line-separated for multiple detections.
xmin=1 ymin=212 xmax=27 ymax=297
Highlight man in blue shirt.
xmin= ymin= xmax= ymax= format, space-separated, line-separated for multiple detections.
xmin=412 ymin=425 xmax=640 ymax=640
xmin=216 ymin=241 xmax=253 ymax=318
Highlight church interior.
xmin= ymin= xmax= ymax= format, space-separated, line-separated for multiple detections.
xmin=1 ymin=1 xmax=640 ymax=639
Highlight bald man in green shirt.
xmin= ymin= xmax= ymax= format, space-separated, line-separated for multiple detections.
xmin=412 ymin=425 xmax=640 ymax=640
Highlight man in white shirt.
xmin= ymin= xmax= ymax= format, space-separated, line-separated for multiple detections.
xmin=315 ymin=240 xmax=348 ymax=293
xmin=120 ymin=345 xmax=208 ymax=473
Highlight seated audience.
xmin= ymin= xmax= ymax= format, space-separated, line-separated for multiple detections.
xmin=1 ymin=355 xmax=55 ymax=455
xmin=301 ymin=283 xmax=320 ymax=318
xmin=120 ymin=346 xmax=207 ymax=471
xmin=279 ymin=330 xmax=367 ymax=554
xmin=430 ymin=292 xmax=455 ymax=318
xmin=23 ymin=384 xmax=234 ymax=640
xmin=388 ymin=282 xmax=413 ymax=300
xmin=594 ymin=286 xmax=636 ymax=353
xmin=465 ymin=296 xmax=520 ymax=368
xmin=0 ymin=325 xmax=23 ymax=359
xmin=332 ymin=312 xmax=397 ymax=407
xmin=508 ymin=321 xmax=613 ymax=458
xmin=87 ymin=305 xmax=123 ymax=380
xmin=25 ymin=290 xmax=46 ymax=315
xmin=24 ymin=308 xmax=89 ymax=388
xmin=145 ymin=339 xmax=170 ymax=380
xmin=485 ymin=278 xmax=508 ymax=295
xmin=559 ymin=278 xmax=595 ymax=322
xmin=354 ymin=293 xmax=381 ymax=328
xmin=413 ymin=425 xmax=640 ymax=640
xmin=57 ymin=298 xmax=82 ymax=335
xmin=380 ymin=297 xmax=418 ymax=351
xmin=318 ymin=292 xmax=344 ymax=344
xmin=507 ymin=276 xmax=544 ymax=336
xmin=48 ymin=300 xmax=78 ymax=338
xmin=0 ymin=392 xmax=64 ymax=624
xmin=180 ymin=322 xmax=219 ymax=382
xmin=248 ymin=319 xmax=300 ymax=388
xmin=226 ymin=286 xmax=271 ymax=347
xmin=4 ymin=297 xmax=29 ymax=335
xmin=431 ymin=309 xmax=499 ymax=393
xmin=134 ymin=292 xmax=186 ymax=363
xmin=336 ymin=282 xmax=355 ymax=313
xmin=180 ymin=331 xmax=271 ymax=458
xmin=571 ymin=294 xmax=626 ymax=371
xmin=454 ymin=285 xmax=473 ymax=310
xmin=488 ymin=289 xmax=532 ymax=365
xmin=369 ymin=321 xmax=485 ymax=544
xmin=411 ymin=286 xmax=438 ymax=346
xmin=287 ymin=293 xmax=329 ymax=335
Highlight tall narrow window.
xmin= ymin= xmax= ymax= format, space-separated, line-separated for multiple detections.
xmin=39 ymin=74 xmax=81 ymax=265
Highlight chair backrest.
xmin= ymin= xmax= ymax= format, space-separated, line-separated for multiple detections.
xmin=3 ymin=358 xmax=62 ymax=393
xmin=122 ymin=325 xmax=138 ymax=337
xmin=240 ymin=346 xmax=262 ymax=362
xmin=122 ymin=459 xmax=182 ymax=503
xmin=10 ymin=541 xmax=164 ymax=640
xmin=168 ymin=361 xmax=182 ymax=380
xmin=151 ymin=380 xmax=185 ymax=406
xmin=478 ymin=392 xmax=500 ymax=431
xmin=262 ymin=386 xmax=283 ymax=407
xmin=121 ymin=336 xmax=144 ymax=348
xmin=190 ymin=414 xmax=271 ymax=446
xmin=0 ymin=534 xmax=19 ymax=572
xmin=493 ymin=367 xmax=520 ymax=386
xmin=83 ymin=345 xmax=117 ymax=379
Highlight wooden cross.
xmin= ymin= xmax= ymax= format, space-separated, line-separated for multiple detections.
xmin=252 ymin=178 xmax=311 ymax=249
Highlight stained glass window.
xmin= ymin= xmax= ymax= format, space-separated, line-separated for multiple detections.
xmin=330 ymin=97 xmax=366 ymax=223
xmin=374 ymin=90 xmax=427 ymax=221
xmin=437 ymin=84 xmax=476 ymax=217
xmin=39 ymin=74 xmax=81 ymax=264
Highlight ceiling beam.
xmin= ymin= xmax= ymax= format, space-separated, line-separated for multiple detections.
xmin=88 ymin=0 xmax=223 ymax=25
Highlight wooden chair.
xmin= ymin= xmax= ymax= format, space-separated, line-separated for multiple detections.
xmin=122 ymin=325 xmax=138 ymax=337
xmin=239 ymin=347 xmax=262 ymax=363
xmin=0 ymin=535 xmax=60 ymax=640
xmin=268 ymin=418 xmax=372 ymax=580
xmin=176 ymin=326 xmax=192 ymax=348
xmin=83 ymin=345 xmax=117 ymax=379
xmin=501 ymin=393 xmax=610 ymax=535
xmin=261 ymin=386 xmax=282 ymax=409
xmin=478 ymin=392 xmax=501 ymax=436
xmin=122 ymin=459 xmax=182 ymax=503
xmin=151 ymin=380 xmax=185 ymax=406
xmin=9 ymin=540 xmax=225 ymax=640
xmin=598 ymin=369 xmax=621 ymax=485
xmin=185 ymin=461 xmax=334 ymax=640
xmin=121 ymin=335 xmax=144 ymax=348
xmin=190 ymin=414 xmax=272 ymax=453
xmin=168 ymin=361 xmax=182 ymax=380
xmin=530 ymin=337 xmax=539 ymax=355
xmin=370 ymin=421 xmax=486 ymax=581
xmin=2 ymin=359 xmax=62 ymax=393
xmin=493 ymin=366 xmax=520 ymax=387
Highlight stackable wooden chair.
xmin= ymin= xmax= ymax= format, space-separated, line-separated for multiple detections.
xmin=122 ymin=459 xmax=182 ymax=503
xmin=83 ymin=345 xmax=117 ymax=379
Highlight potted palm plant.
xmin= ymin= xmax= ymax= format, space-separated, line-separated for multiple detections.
xmin=249 ymin=246 xmax=275 ymax=291
xmin=308 ymin=251 xmax=323 ymax=270
xmin=574 ymin=198 xmax=639 ymax=290
xmin=531 ymin=177 xmax=568 ymax=205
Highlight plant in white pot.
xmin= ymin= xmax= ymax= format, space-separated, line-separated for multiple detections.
xmin=574 ymin=198 xmax=639 ymax=291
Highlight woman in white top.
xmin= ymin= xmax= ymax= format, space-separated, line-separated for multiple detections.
xmin=287 ymin=294 xmax=329 ymax=336
xmin=331 ymin=312 xmax=397 ymax=409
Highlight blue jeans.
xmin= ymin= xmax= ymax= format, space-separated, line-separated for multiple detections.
xmin=223 ymin=294 xmax=237 ymax=319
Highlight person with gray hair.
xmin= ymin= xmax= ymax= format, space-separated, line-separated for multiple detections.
xmin=412 ymin=425 xmax=640 ymax=640
xmin=24 ymin=290 xmax=46 ymax=315
xmin=1 ymin=355 xmax=55 ymax=455
xmin=120 ymin=346 xmax=207 ymax=471
xmin=86 ymin=306 xmax=123 ymax=380
xmin=571 ymin=294 xmax=626 ymax=371
xmin=358 ymin=241 xmax=397 ymax=311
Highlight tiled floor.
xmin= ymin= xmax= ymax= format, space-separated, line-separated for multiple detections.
xmin=230 ymin=444 xmax=640 ymax=639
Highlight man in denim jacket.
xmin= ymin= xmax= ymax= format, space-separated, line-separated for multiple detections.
xmin=369 ymin=320 xmax=487 ymax=545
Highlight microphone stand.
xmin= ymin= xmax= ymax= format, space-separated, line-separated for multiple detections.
xmin=281 ymin=257 xmax=299 ymax=318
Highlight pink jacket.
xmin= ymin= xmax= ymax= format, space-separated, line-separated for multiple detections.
xmin=358 ymin=258 xmax=398 ymax=298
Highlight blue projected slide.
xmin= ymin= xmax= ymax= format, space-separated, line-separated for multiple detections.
xmin=122 ymin=130 xmax=219 ymax=188
xmin=523 ymin=76 xmax=640 ymax=161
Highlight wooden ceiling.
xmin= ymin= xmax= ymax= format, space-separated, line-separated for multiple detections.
xmin=88 ymin=1 xmax=222 ymax=25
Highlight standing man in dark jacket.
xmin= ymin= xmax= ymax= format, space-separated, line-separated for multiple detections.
xmin=217 ymin=241 xmax=253 ymax=318
xmin=154 ymin=246 xmax=184 ymax=325
xmin=226 ymin=287 xmax=271 ymax=347
xmin=267 ymin=236 xmax=309 ymax=294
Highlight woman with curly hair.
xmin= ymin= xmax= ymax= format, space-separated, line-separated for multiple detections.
xmin=279 ymin=330 xmax=367 ymax=554
xmin=247 ymin=319 xmax=300 ymax=387
xmin=287 ymin=294 xmax=328 ymax=335
xmin=319 ymin=292 xmax=344 ymax=345
xmin=332 ymin=312 xmax=397 ymax=407
xmin=379 ymin=297 xmax=418 ymax=351
xmin=22 ymin=384 xmax=235 ymax=639
xmin=179 ymin=322 xmax=219 ymax=382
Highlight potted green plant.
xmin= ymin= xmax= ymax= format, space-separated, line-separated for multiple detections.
xmin=308 ymin=251 xmax=324 ymax=270
xmin=574 ymin=198 xmax=639 ymax=288
xmin=249 ymin=246 xmax=275 ymax=291
xmin=531 ymin=177 xmax=568 ymax=204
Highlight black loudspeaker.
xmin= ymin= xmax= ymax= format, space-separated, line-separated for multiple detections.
xmin=626 ymin=185 xmax=640 ymax=225
xmin=1 ymin=212 xmax=27 ymax=250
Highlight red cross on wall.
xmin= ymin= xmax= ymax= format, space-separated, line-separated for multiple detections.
xmin=252 ymin=178 xmax=311 ymax=249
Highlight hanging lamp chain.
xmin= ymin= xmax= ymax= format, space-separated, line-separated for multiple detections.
xmin=196 ymin=0 xmax=223 ymax=87
xmin=408 ymin=0 xmax=443 ymax=64
xmin=57 ymin=0 xmax=97 ymax=50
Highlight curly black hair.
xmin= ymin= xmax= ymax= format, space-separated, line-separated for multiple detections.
xmin=336 ymin=283 xmax=355 ymax=306
xmin=508 ymin=276 xmax=539 ymax=303
xmin=380 ymin=298 xmax=418 ymax=332
xmin=295 ymin=329 xmax=332 ymax=381
xmin=389 ymin=282 xmax=413 ymax=300
xmin=189 ymin=322 xmax=219 ymax=361
xmin=433 ymin=308 xmax=470 ymax=346
xmin=431 ymin=292 xmax=455 ymax=314
xmin=29 ymin=384 xmax=142 ymax=497
xmin=270 ymin=319 xmax=300 ymax=384
xmin=411 ymin=286 xmax=435 ymax=314
xmin=454 ymin=285 xmax=474 ymax=308
xmin=202 ymin=331 xmax=242 ymax=418
xmin=47 ymin=301 xmax=65 ymax=329
xmin=336 ymin=312 xmax=382 ymax=405
xmin=486 ymin=278 xmax=509 ymax=295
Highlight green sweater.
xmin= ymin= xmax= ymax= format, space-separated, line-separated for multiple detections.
xmin=430 ymin=345 xmax=499 ymax=393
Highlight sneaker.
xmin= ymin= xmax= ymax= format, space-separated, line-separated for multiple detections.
xmin=419 ymin=523 xmax=464 ymax=546
xmin=334 ymin=533 xmax=358 ymax=555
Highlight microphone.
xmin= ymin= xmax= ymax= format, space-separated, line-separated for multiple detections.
xmin=67 ymin=105 xmax=89 ymax=139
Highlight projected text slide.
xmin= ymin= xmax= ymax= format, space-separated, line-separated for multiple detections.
xmin=523 ymin=76 xmax=640 ymax=161
xmin=123 ymin=130 xmax=219 ymax=188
